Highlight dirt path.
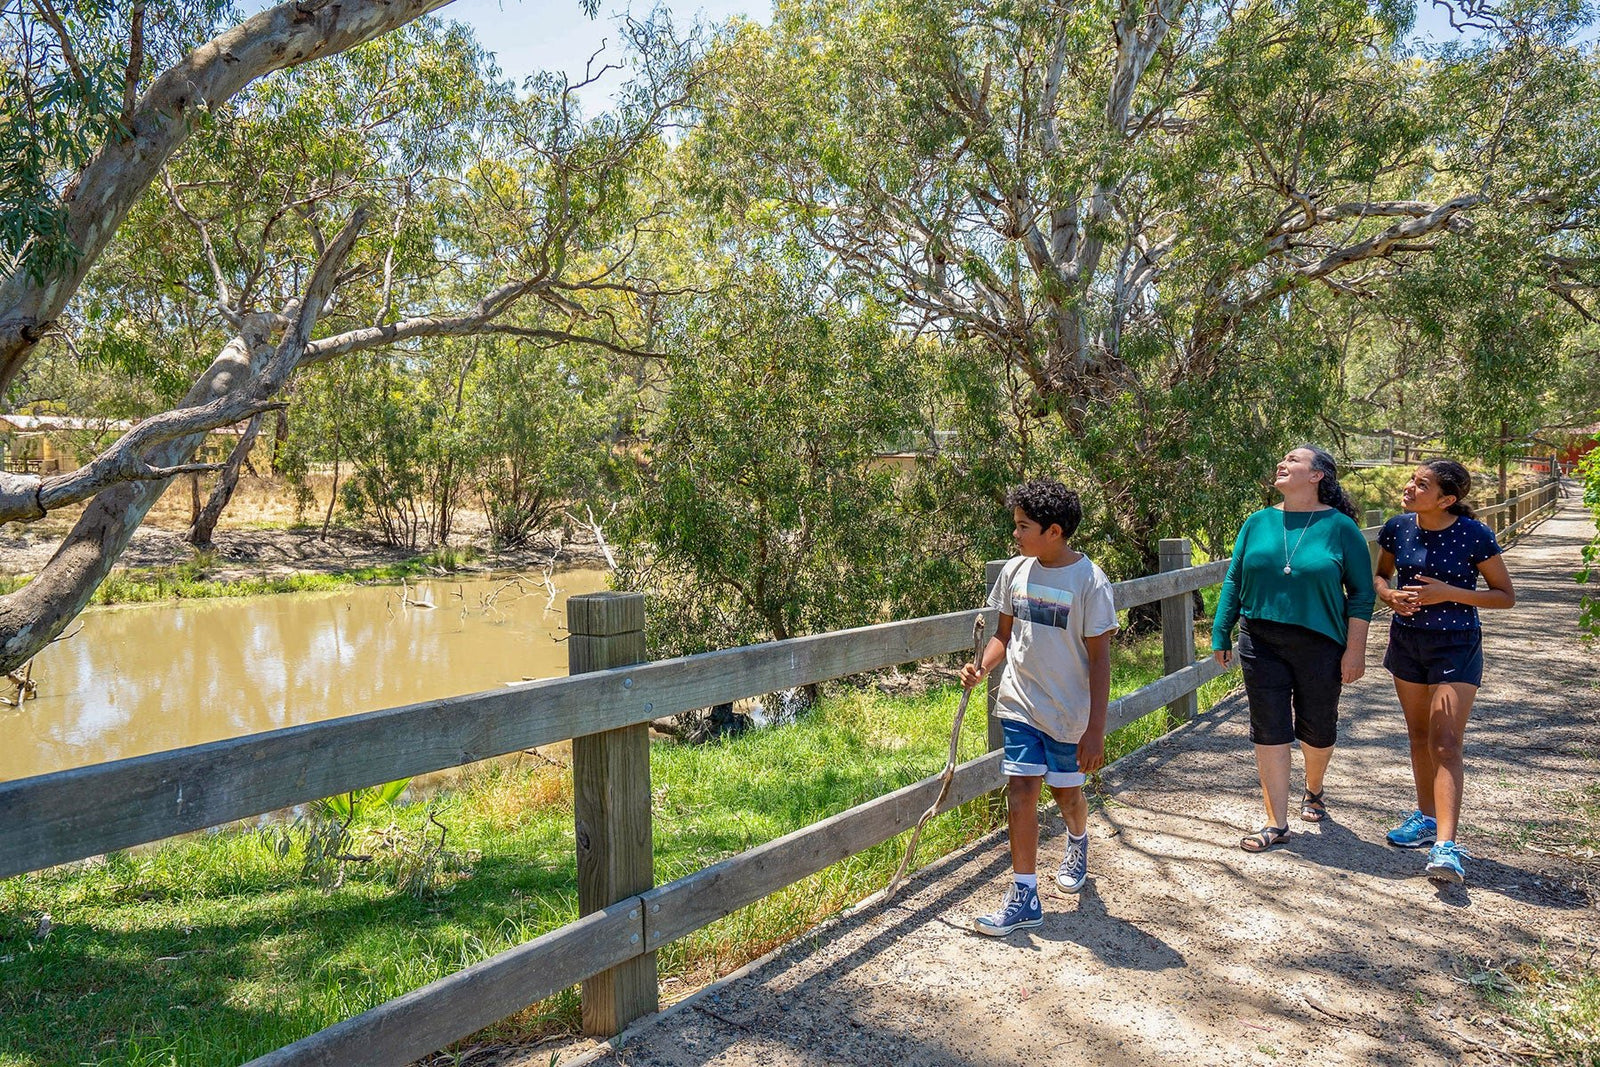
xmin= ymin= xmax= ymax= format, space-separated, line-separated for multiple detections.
xmin=563 ymin=495 xmax=1598 ymax=1067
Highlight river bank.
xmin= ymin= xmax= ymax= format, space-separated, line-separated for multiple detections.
xmin=0 ymin=471 xmax=612 ymax=597
xmin=0 ymin=522 xmax=613 ymax=605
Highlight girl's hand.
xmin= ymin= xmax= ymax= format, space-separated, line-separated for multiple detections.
xmin=1378 ymin=585 xmax=1420 ymax=616
xmin=1212 ymin=649 xmax=1232 ymax=669
xmin=1403 ymin=575 xmax=1456 ymax=606
xmin=1340 ymin=646 xmax=1366 ymax=685
xmin=958 ymin=663 xmax=987 ymax=689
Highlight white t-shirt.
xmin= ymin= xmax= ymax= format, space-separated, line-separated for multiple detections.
xmin=989 ymin=554 xmax=1120 ymax=743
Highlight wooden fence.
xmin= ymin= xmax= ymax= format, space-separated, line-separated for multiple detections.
xmin=0 ymin=473 xmax=1563 ymax=1066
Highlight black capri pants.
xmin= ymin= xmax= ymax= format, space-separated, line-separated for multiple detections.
xmin=1236 ymin=617 xmax=1344 ymax=748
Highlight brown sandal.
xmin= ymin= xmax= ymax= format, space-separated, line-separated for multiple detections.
xmin=1300 ymin=789 xmax=1327 ymax=823
xmin=1240 ymin=825 xmax=1290 ymax=852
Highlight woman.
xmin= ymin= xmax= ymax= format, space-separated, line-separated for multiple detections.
xmin=1212 ymin=446 xmax=1376 ymax=852
xmin=1375 ymin=459 xmax=1514 ymax=884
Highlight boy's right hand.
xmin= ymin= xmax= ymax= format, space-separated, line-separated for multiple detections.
xmin=958 ymin=663 xmax=987 ymax=689
xmin=1212 ymin=649 xmax=1232 ymax=668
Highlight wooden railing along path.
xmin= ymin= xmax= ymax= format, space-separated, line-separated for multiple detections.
xmin=0 ymin=475 xmax=1563 ymax=1067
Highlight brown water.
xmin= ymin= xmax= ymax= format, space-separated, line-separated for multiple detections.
xmin=0 ymin=570 xmax=611 ymax=782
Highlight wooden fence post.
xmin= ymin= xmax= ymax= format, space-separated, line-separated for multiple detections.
xmin=1508 ymin=489 xmax=1521 ymax=539
xmin=984 ymin=560 xmax=1006 ymax=756
xmin=1364 ymin=509 xmax=1382 ymax=575
xmin=1159 ymin=539 xmax=1197 ymax=725
xmin=568 ymin=592 xmax=657 ymax=1036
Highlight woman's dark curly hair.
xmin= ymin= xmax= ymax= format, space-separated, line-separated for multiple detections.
xmin=1296 ymin=444 xmax=1359 ymax=522
xmin=1006 ymin=479 xmax=1083 ymax=539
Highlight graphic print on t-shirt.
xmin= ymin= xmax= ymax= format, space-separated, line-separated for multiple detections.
xmin=1014 ymin=582 xmax=1075 ymax=629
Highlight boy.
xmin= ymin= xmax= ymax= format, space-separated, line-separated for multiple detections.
xmin=959 ymin=479 xmax=1117 ymax=935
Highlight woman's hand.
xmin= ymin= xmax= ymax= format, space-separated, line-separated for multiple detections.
xmin=1340 ymin=646 xmax=1366 ymax=685
xmin=1212 ymin=649 xmax=1232 ymax=669
xmin=1402 ymin=575 xmax=1457 ymax=606
xmin=958 ymin=663 xmax=987 ymax=689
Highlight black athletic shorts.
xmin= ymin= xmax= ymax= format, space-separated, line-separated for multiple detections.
xmin=1236 ymin=617 xmax=1345 ymax=748
xmin=1384 ymin=625 xmax=1484 ymax=687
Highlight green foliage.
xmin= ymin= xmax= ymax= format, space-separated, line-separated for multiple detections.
xmin=616 ymin=260 xmax=1006 ymax=652
xmin=259 ymin=784 xmax=461 ymax=899
xmin=313 ymin=779 xmax=412 ymax=824
xmin=684 ymin=0 xmax=1599 ymax=584
xmin=1578 ymin=447 xmax=1600 ymax=638
xmin=74 ymin=550 xmax=479 ymax=606
xmin=0 ymin=2 xmax=236 ymax=282
xmin=463 ymin=337 xmax=615 ymax=550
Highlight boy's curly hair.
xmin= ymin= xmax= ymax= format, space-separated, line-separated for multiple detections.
xmin=1006 ymin=479 xmax=1083 ymax=540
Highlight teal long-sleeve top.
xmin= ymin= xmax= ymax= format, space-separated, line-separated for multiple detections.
xmin=1211 ymin=506 xmax=1377 ymax=652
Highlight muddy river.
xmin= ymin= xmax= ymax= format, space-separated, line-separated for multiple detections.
xmin=1 ymin=569 xmax=611 ymax=782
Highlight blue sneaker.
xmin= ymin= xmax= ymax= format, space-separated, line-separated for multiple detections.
xmin=1426 ymin=841 xmax=1468 ymax=884
xmin=974 ymin=881 xmax=1042 ymax=935
xmin=1055 ymin=833 xmax=1088 ymax=893
xmin=1386 ymin=810 xmax=1438 ymax=849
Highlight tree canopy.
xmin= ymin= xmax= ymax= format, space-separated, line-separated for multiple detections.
xmin=1 ymin=0 xmax=1596 ymax=670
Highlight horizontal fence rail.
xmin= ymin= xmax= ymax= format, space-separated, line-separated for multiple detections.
xmin=0 ymin=609 xmax=991 ymax=879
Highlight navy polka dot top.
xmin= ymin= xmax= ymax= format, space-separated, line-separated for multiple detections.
xmin=1378 ymin=513 xmax=1502 ymax=631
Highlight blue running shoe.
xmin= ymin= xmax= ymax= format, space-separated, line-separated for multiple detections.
xmin=1055 ymin=833 xmax=1088 ymax=893
xmin=1426 ymin=841 xmax=1467 ymax=883
xmin=1387 ymin=810 xmax=1437 ymax=849
xmin=974 ymin=881 xmax=1042 ymax=935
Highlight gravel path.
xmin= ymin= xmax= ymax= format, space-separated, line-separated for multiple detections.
xmin=562 ymin=494 xmax=1598 ymax=1067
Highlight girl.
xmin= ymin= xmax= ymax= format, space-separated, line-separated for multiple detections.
xmin=1213 ymin=446 xmax=1376 ymax=852
xmin=1375 ymin=459 xmax=1515 ymax=884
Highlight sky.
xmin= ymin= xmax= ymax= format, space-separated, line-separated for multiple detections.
xmin=239 ymin=0 xmax=1592 ymax=98
xmin=426 ymin=0 xmax=1572 ymax=92
xmin=438 ymin=0 xmax=770 ymax=91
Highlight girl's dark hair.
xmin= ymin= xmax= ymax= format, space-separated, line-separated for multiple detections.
xmin=1006 ymin=479 xmax=1083 ymax=539
xmin=1297 ymin=444 xmax=1359 ymax=521
xmin=1422 ymin=459 xmax=1475 ymax=518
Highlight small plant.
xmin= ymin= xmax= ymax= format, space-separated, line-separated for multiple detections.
xmin=422 ymin=544 xmax=483 ymax=572
xmin=258 ymin=779 xmax=468 ymax=897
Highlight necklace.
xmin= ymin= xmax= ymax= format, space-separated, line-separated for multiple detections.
xmin=1281 ymin=509 xmax=1321 ymax=575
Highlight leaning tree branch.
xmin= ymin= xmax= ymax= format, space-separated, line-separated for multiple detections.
xmin=0 ymin=212 xmax=368 ymax=672
xmin=0 ymin=209 xmax=367 ymax=527
xmin=1229 ymin=194 xmax=1484 ymax=317
xmin=0 ymin=0 xmax=459 ymax=392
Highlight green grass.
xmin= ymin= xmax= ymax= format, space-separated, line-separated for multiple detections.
xmin=0 ymin=630 xmax=1236 ymax=1066
xmin=1462 ymin=784 xmax=1600 ymax=1064
xmin=0 ymin=546 xmax=486 ymax=605
xmin=1473 ymin=952 xmax=1600 ymax=1064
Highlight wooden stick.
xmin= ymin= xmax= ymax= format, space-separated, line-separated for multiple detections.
xmin=880 ymin=614 xmax=986 ymax=902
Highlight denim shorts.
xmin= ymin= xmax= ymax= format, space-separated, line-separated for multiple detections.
xmin=1384 ymin=625 xmax=1484 ymax=687
xmin=1000 ymin=718 xmax=1084 ymax=788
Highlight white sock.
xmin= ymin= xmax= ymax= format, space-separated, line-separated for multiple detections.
xmin=1069 ymin=830 xmax=1087 ymax=842
xmin=1014 ymin=873 xmax=1038 ymax=889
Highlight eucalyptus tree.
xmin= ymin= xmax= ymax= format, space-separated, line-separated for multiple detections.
xmin=0 ymin=0 xmax=691 ymax=673
xmin=615 ymin=259 xmax=936 ymax=654
xmin=690 ymin=0 xmax=1600 ymax=576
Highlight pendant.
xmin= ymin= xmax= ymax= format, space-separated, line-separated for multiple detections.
xmin=1283 ymin=566 xmax=1292 ymax=575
